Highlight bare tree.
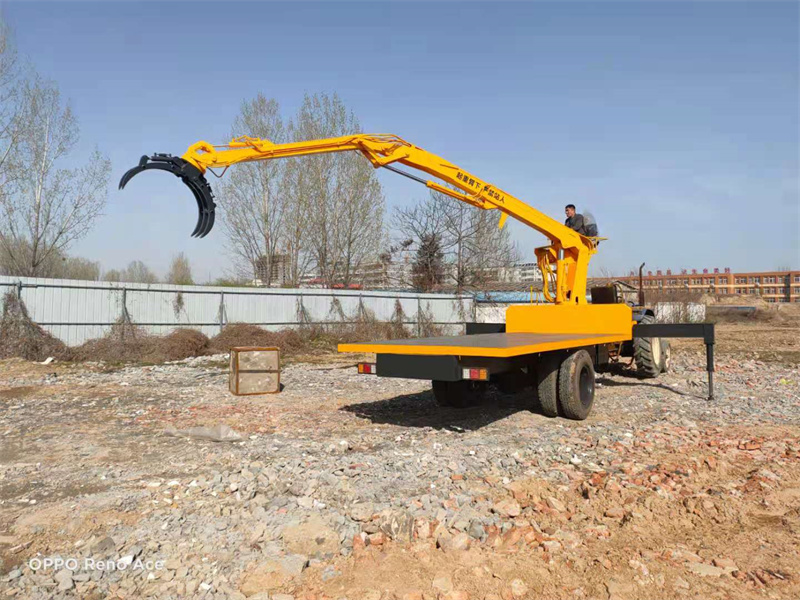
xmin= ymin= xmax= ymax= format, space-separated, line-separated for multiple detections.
xmin=290 ymin=92 xmax=385 ymax=286
xmin=395 ymin=189 xmax=518 ymax=292
xmin=334 ymin=149 xmax=385 ymax=285
xmin=597 ymin=266 xmax=617 ymax=281
xmin=103 ymin=260 xmax=158 ymax=284
xmin=448 ymin=199 xmax=519 ymax=290
xmin=124 ymin=261 xmax=158 ymax=284
xmin=281 ymin=156 xmax=314 ymax=286
xmin=218 ymin=94 xmax=288 ymax=284
xmin=411 ymin=233 xmax=445 ymax=292
xmin=103 ymin=269 xmax=122 ymax=283
xmin=61 ymin=256 xmax=100 ymax=281
xmin=165 ymin=252 xmax=194 ymax=285
xmin=0 ymin=235 xmax=101 ymax=280
xmin=0 ymin=17 xmax=21 ymax=212
xmin=0 ymin=76 xmax=110 ymax=276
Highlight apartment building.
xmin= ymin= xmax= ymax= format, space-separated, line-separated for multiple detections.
xmin=616 ymin=268 xmax=800 ymax=303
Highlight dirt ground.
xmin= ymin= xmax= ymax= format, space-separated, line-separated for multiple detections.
xmin=1 ymin=321 xmax=798 ymax=600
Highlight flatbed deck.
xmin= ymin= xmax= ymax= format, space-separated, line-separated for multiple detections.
xmin=338 ymin=331 xmax=631 ymax=358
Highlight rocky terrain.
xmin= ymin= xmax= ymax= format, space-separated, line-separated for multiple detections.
xmin=1 ymin=321 xmax=798 ymax=600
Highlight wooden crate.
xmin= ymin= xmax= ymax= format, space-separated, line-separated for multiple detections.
xmin=229 ymin=347 xmax=280 ymax=396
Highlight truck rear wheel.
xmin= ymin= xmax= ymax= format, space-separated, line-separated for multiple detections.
xmin=557 ymin=349 xmax=595 ymax=420
xmin=432 ymin=380 xmax=486 ymax=408
xmin=634 ymin=314 xmax=662 ymax=378
xmin=534 ymin=353 xmax=560 ymax=417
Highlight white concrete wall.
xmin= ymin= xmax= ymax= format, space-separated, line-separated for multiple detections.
xmin=0 ymin=276 xmax=474 ymax=346
xmin=475 ymin=304 xmax=515 ymax=323
xmin=477 ymin=302 xmax=708 ymax=325
xmin=654 ymin=302 xmax=707 ymax=323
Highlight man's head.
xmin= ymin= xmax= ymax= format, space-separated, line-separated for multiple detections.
xmin=565 ymin=204 xmax=576 ymax=218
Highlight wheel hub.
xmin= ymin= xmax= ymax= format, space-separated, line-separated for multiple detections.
xmin=579 ymin=365 xmax=594 ymax=408
xmin=652 ymin=337 xmax=662 ymax=365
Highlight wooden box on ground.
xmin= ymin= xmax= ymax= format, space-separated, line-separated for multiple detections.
xmin=229 ymin=347 xmax=280 ymax=395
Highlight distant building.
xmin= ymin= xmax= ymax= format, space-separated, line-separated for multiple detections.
xmin=297 ymin=256 xmax=544 ymax=291
xmin=297 ymin=249 xmax=416 ymax=290
xmin=614 ymin=268 xmax=800 ymax=303
xmin=252 ymin=254 xmax=291 ymax=287
xmin=351 ymin=249 xmax=415 ymax=290
xmin=476 ymin=262 xmax=544 ymax=285
xmin=298 ymin=275 xmax=325 ymax=288
xmin=507 ymin=262 xmax=544 ymax=283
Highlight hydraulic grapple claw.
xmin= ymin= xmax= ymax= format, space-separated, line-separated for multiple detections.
xmin=118 ymin=154 xmax=217 ymax=238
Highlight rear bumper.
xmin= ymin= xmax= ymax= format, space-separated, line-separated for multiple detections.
xmin=377 ymin=354 xmax=461 ymax=381
xmin=374 ymin=353 xmax=540 ymax=382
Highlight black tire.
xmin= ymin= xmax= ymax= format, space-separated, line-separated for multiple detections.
xmin=557 ymin=350 xmax=595 ymax=420
xmin=634 ymin=314 xmax=662 ymax=378
xmin=432 ymin=380 xmax=486 ymax=408
xmin=535 ymin=353 xmax=560 ymax=417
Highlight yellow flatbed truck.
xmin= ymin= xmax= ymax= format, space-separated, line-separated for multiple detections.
xmin=120 ymin=133 xmax=716 ymax=420
xmin=339 ymin=302 xmax=715 ymax=418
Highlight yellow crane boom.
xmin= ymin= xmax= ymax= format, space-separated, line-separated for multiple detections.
xmin=119 ymin=133 xmax=600 ymax=304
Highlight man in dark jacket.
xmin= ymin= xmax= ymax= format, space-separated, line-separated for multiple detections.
xmin=564 ymin=204 xmax=587 ymax=234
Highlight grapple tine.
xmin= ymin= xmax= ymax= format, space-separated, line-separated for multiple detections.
xmin=196 ymin=208 xmax=210 ymax=238
xmin=118 ymin=157 xmax=150 ymax=189
xmin=118 ymin=154 xmax=217 ymax=238
xmin=185 ymin=175 xmax=215 ymax=238
xmin=187 ymin=179 xmax=206 ymax=238
xmin=190 ymin=195 xmax=205 ymax=238
xmin=201 ymin=206 xmax=215 ymax=238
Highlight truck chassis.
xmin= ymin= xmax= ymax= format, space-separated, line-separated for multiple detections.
xmin=340 ymin=320 xmax=715 ymax=421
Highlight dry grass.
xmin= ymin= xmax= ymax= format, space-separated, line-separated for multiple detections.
xmin=69 ymin=323 xmax=211 ymax=364
xmin=0 ymin=291 xmax=68 ymax=362
xmin=0 ymin=292 xmax=435 ymax=365
xmin=209 ymin=318 xmax=417 ymax=356
xmin=209 ymin=324 xmax=308 ymax=354
xmin=709 ymin=303 xmax=800 ymax=325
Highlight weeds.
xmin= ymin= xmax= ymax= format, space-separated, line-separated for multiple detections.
xmin=0 ymin=291 xmax=68 ymax=361
xmin=0 ymin=292 xmax=446 ymax=366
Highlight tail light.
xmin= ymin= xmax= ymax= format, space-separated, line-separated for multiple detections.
xmin=462 ymin=367 xmax=488 ymax=381
xmin=358 ymin=362 xmax=377 ymax=374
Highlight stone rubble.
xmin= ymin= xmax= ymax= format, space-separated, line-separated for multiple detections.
xmin=0 ymin=335 xmax=798 ymax=599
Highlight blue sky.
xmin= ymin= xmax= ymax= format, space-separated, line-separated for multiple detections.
xmin=4 ymin=1 xmax=798 ymax=280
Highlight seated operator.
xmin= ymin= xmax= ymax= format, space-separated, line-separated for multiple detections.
xmin=564 ymin=204 xmax=587 ymax=235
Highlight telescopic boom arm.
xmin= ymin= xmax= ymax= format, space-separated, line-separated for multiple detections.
xmin=119 ymin=133 xmax=600 ymax=304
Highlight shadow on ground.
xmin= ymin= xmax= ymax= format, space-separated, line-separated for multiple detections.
xmin=341 ymin=388 xmax=553 ymax=432
xmin=596 ymin=375 xmax=694 ymax=396
xmin=596 ymin=362 xmax=706 ymax=398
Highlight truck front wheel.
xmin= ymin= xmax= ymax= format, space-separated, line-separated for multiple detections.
xmin=634 ymin=314 xmax=663 ymax=378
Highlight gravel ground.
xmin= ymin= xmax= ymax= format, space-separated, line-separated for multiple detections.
xmin=1 ymin=322 xmax=799 ymax=600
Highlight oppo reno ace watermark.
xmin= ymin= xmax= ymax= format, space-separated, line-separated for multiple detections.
xmin=28 ymin=556 xmax=165 ymax=572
